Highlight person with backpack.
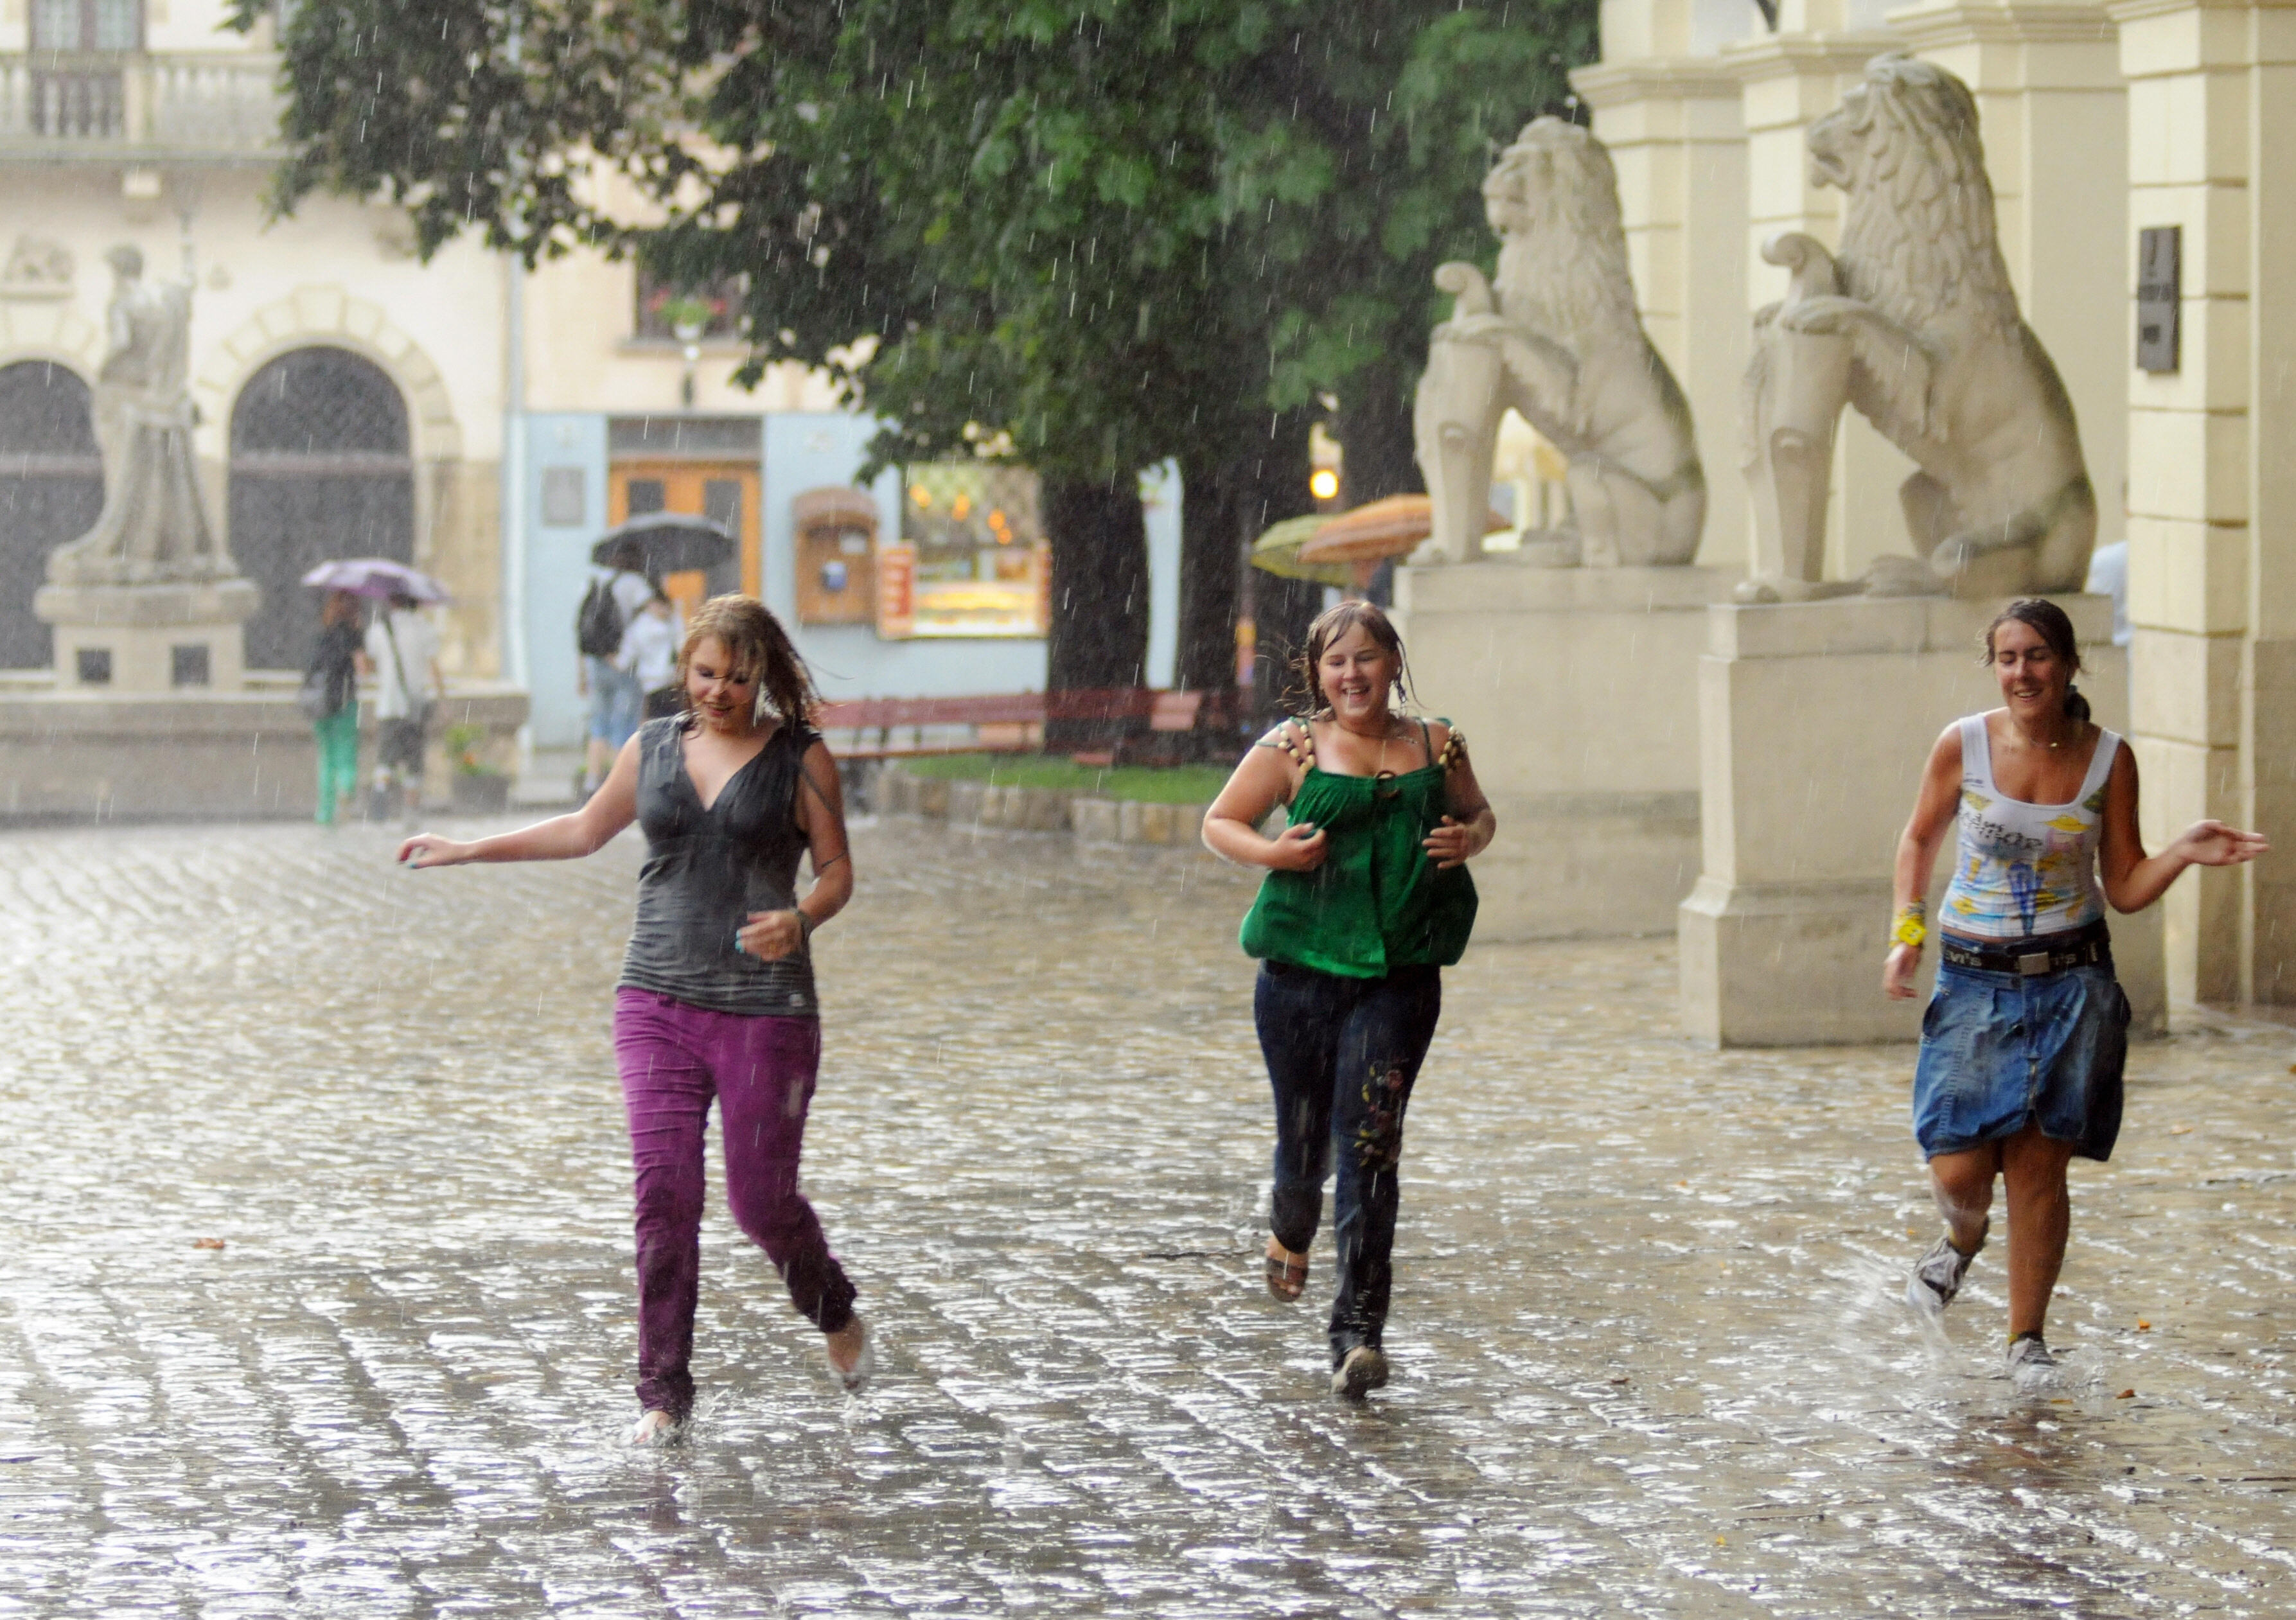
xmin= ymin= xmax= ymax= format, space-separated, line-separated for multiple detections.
xmin=360 ymin=590 xmax=443 ymax=825
xmin=579 ymin=539 xmax=655 ymax=800
xmin=618 ymin=590 xmax=687 ymax=722
xmin=303 ymin=589 xmax=364 ymax=825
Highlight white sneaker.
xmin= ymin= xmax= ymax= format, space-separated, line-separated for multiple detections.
xmin=2006 ymin=1334 xmax=2061 ymax=1392
xmin=1905 ymin=1222 xmax=1986 ymax=1315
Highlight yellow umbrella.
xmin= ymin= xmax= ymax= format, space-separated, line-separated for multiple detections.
xmin=1250 ymin=513 xmax=1352 ymax=588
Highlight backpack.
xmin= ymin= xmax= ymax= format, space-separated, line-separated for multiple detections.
xmin=576 ymin=575 xmax=625 ymax=658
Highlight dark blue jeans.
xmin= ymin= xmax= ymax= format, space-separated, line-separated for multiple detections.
xmin=1253 ymin=960 xmax=1444 ymax=1364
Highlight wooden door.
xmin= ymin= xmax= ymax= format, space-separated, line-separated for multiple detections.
xmin=608 ymin=459 xmax=761 ymax=615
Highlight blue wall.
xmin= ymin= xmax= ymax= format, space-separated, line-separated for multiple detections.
xmin=515 ymin=408 xmax=1182 ymax=746
xmin=522 ymin=413 xmax=612 ymax=752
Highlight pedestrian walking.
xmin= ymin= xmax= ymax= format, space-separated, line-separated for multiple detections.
xmin=619 ymin=590 xmax=686 ymax=722
xmin=1201 ymin=601 xmax=1494 ymax=1399
xmin=397 ymin=594 xmax=869 ymax=1445
xmin=1887 ymin=598 xmax=2266 ymax=1388
xmin=578 ymin=539 xmax=655 ymax=799
xmin=304 ymin=589 xmax=363 ymax=825
xmin=361 ymin=590 xmax=442 ymax=825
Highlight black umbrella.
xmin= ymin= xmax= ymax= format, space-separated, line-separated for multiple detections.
xmin=592 ymin=513 xmax=737 ymax=574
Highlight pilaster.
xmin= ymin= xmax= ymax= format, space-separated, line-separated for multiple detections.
xmin=2106 ymin=0 xmax=2296 ymax=1007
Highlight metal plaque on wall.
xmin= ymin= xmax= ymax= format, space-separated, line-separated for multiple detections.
xmin=2137 ymin=226 xmax=2180 ymax=374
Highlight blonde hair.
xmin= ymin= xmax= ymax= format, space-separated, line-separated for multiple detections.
xmin=676 ymin=595 xmax=820 ymax=728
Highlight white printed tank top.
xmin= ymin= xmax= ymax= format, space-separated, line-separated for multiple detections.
xmin=1939 ymin=714 xmax=2120 ymax=942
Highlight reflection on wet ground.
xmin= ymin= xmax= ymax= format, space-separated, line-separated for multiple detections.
xmin=2 ymin=815 xmax=2293 ymax=1615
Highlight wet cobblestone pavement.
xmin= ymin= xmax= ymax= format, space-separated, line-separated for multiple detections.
xmin=4 ymin=814 xmax=2295 ymax=1616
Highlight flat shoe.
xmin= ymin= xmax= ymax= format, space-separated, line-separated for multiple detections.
xmin=1264 ymin=1240 xmax=1309 ymax=1303
xmin=827 ymin=1317 xmax=874 ymax=1393
xmin=1330 ymin=1345 xmax=1390 ymax=1400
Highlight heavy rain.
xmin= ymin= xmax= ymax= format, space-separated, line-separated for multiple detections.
xmin=1 ymin=816 xmax=2292 ymax=1614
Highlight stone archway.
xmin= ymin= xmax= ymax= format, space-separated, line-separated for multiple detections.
xmin=0 ymin=360 xmax=103 ymax=667
xmin=229 ymin=346 xmax=416 ymax=670
xmin=195 ymin=288 xmax=462 ymax=670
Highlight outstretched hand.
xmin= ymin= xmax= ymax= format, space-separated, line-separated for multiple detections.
xmin=396 ymin=832 xmax=466 ymax=869
xmin=2171 ymin=820 xmax=2270 ymax=868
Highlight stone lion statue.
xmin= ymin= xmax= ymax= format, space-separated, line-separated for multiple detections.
xmin=1740 ymin=53 xmax=2095 ymax=602
xmin=1413 ymin=117 xmax=1704 ymax=567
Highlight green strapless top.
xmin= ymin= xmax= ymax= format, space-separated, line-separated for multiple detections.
xmin=1239 ymin=750 xmax=1478 ymax=979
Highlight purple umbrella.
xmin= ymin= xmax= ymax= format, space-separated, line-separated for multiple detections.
xmin=301 ymin=558 xmax=450 ymax=603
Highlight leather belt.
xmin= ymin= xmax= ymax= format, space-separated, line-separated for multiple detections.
xmin=1939 ymin=919 xmax=2110 ymax=976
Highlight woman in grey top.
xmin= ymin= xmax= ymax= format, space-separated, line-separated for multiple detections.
xmin=399 ymin=595 xmax=865 ymax=1445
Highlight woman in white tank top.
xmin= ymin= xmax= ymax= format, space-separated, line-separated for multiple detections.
xmin=1882 ymin=600 xmax=2266 ymax=1390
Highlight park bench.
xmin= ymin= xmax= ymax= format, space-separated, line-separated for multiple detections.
xmin=817 ymin=687 xmax=1228 ymax=761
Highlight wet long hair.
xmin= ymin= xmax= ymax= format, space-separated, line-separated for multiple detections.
xmin=676 ymin=594 xmax=820 ymax=729
xmin=1289 ymin=600 xmax=1414 ymax=718
xmin=1981 ymin=597 xmax=2090 ymax=723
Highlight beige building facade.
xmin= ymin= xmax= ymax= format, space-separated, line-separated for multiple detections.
xmin=1575 ymin=0 xmax=2296 ymax=1011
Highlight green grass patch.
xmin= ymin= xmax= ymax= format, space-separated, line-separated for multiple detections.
xmin=892 ymin=753 xmax=1233 ymax=805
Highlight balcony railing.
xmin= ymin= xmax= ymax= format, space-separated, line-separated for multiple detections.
xmin=0 ymin=53 xmax=284 ymax=159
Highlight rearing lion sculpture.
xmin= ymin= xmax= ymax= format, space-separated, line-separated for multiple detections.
xmin=1414 ymin=117 xmax=1704 ymax=567
xmin=1741 ymin=53 xmax=2096 ymax=601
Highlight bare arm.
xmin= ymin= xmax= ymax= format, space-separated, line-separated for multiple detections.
xmin=736 ymin=741 xmax=855 ymax=960
xmin=2096 ymin=744 xmax=2268 ymax=913
xmin=1201 ymin=726 xmax=1329 ymax=872
xmin=1422 ymin=723 xmax=1496 ymax=870
xmin=397 ymin=734 xmax=640 ymax=867
xmin=1884 ymin=724 xmax=1964 ymax=999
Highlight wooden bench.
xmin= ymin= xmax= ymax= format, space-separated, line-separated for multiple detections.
xmin=817 ymin=687 xmax=1228 ymax=760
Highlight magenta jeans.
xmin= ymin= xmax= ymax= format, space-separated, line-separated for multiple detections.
xmin=612 ymin=988 xmax=857 ymax=1418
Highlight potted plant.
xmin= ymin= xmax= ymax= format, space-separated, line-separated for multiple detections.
xmin=445 ymin=722 xmax=512 ymax=813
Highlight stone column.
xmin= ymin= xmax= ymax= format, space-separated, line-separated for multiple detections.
xmin=1724 ymin=16 xmax=1912 ymax=581
xmin=1571 ymin=58 xmax=1751 ymax=570
xmin=2108 ymin=0 xmax=2296 ymax=1006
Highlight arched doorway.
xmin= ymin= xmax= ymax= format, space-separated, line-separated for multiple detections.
xmin=0 ymin=362 xmax=104 ymax=667
xmin=229 ymin=346 xmax=414 ymax=669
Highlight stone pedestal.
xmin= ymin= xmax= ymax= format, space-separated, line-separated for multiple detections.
xmin=0 ymin=681 xmax=530 ymax=821
xmin=1393 ymin=561 xmax=1738 ymax=938
xmin=1679 ymin=591 xmax=2165 ymax=1045
xmin=33 ymin=579 xmax=261 ymax=693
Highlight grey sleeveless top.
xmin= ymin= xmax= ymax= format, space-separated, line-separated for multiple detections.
xmin=617 ymin=716 xmax=818 ymax=1017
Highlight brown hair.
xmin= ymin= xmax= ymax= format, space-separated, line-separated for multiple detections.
xmin=1289 ymin=600 xmax=1411 ymax=717
xmin=1982 ymin=597 xmax=2089 ymax=723
xmin=677 ymin=594 xmax=820 ymax=728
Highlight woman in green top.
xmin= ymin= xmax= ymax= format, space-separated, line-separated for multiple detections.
xmin=1203 ymin=601 xmax=1494 ymax=1398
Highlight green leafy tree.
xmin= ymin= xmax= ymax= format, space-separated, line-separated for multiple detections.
xmin=235 ymin=0 xmax=1591 ymax=705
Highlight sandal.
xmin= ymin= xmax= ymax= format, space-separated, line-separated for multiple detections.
xmin=1264 ymin=1238 xmax=1309 ymax=1303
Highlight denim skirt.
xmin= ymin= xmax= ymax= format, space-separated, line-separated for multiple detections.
xmin=1911 ymin=956 xmax=2131 ymax=1161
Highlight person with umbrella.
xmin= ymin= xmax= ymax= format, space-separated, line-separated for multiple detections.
xmin=305 ymin=589 xmax=364 ymax=824
xmin=299 ymin=558 xmax=450 ymax=825
xmin=580 ymin=538 xmax=657 ymax=801
xmin=362 ymin=588 xmax=445 ymax=825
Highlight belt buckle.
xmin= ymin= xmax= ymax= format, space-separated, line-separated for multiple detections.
xmin=2017 ymin=951 xmax=2051 ymax=976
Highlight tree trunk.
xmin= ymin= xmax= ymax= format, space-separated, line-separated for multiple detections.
xmin=1174 ymin=452 xmax=1240 ymax=695
xmin=1336 ymin=358 xmax=1425 ymax=606
xmin=1235 ymin=415 xmax=1320 ymax=726
xmin=1041 ymin=470 xmax=1150 ymax=748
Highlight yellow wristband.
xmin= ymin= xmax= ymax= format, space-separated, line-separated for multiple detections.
xmin=1892 ymin=913 xmax=1927 ymax=949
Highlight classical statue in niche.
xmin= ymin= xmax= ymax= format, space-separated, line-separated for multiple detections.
xmin=47 ymin=244 xmax=236 ymax=587
xmin=1413 ymin=116 xmax=1704 ymax=567
xmin=1740 ymin=53 xmax=2096 ymax=603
